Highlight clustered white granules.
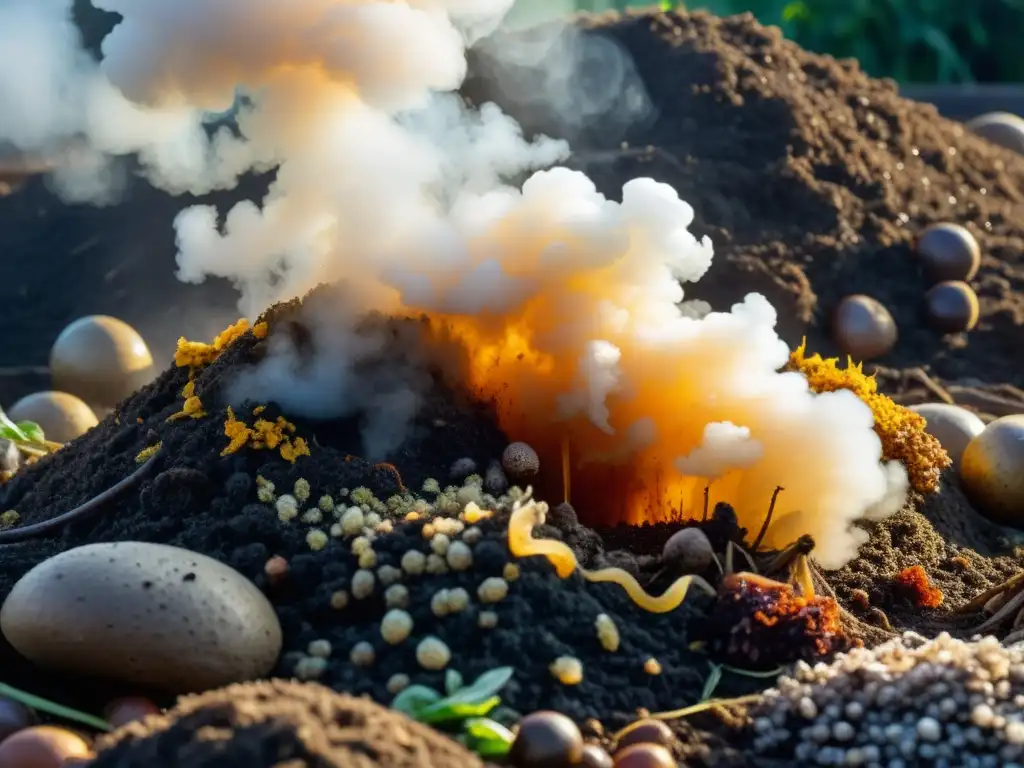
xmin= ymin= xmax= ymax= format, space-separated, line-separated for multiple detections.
xmin=750 ymin=632 xmax=1024 ymax=768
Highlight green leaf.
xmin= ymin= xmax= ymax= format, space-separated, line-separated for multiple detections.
xmin=390 ymin=685 xmax=443 ymax=718
xmin=445 ymin=669 xmax=464 ymax=696
xmin=417 ymin=695 xmax=501 ymax=725
xmin=701 ymin=663 xmax=723 ymax=702
xmin=15 ymin=421 xmax=44 ymax=442
xmin=0 ymin=409 xmax=28 ymax=442
xmin=443 ymin=667 xmax=514 ymax=707
xmin=463 ymin=717 xmax=515 ymax=757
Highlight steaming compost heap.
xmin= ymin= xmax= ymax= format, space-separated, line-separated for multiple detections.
xmin=0 ymin=5 xmax=1023 ymax=768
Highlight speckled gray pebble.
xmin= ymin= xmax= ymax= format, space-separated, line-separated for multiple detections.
xmin=910 ymin=403 xmax=986 ymax=467
xmin=0 ymin=541 xmax=282 ymax=693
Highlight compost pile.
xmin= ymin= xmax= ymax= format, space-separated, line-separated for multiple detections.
xmin=1 ymin=6 xmax=1024 ymax=768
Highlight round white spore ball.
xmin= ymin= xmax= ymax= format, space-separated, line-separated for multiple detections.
xmin=416 ymin=636 xmax=451 ymax=670
xmin=446 ymin=541 xmax=473 ymax=571
xmin=478 ymin=577 xmax=509 ymax=603
xmin=381 ymin=609 xmax=413 ymax=644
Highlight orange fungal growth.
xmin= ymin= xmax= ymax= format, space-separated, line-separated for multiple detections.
xmin=895 ymin=565 xmax=944 ymax=608
xmin=787 ymin=341 xmax=950 ymax=493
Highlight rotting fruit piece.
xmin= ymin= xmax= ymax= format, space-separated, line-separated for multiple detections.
xmin=895 ymin=565 xmax=943 ymax=608
xmin=698 ymin=571 xmax=853 ymax=670
xmin=174 ymin=318 xmax=269 ymax=369
xmin=787 ymin=341 xmax=950 ymax=493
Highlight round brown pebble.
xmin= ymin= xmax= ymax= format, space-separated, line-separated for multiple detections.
xmin=581 ymin=744 xmax=614 ymax=768
xmin=0 ymin=695 xmax=38 ymax=741
xmin=509 ymin=711 xmax=583 ymax=768
xmin=924 ymin=280 xmax=979 ymax=334
xmin=831 ymin=295 xmax=897 ymax=361
xmin=612 ymin=743 xmax=675 ymax=768
xmin=966 ymin=111 xmax=1024 ymax=155
xmin=915 ymin=222 xmax=981 ymax=283
xmin=960 ymin=415 xmax=1024 ymax=526
xmin=614 ymin=719 xmax=675 ymax=751
xmin=104 ymin=697 xmax=161 ymax=729
xmin=0 ymin=725 xmax=93 ymax=768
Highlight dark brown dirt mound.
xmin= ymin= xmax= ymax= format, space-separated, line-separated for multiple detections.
xmin=466 ymin=9 xmax=1024 ymax=388
xmin=89 ymin=679 xmax=483 ymax=768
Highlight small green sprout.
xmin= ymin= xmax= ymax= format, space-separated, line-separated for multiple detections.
xmin=0 ymin=407 xmax=56 ymax=457
xmin=391 ymin=666 xmax=515 ymax=758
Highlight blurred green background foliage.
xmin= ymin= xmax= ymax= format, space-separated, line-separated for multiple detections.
xmin=517 ymin=0 xmax=1024 ymax=83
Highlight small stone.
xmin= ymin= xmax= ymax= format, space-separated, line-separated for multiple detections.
xmin=8 ymin=391 xmax=98 ymax=444
xmin=917 ymin=717 xmax=942 ymax=742
xmin=960 ymin=415 xmax=1024 ymax=525
xmin=0 ymin=694 xmax=38 ymax=741
xmin=484 ymin=462 xmax=508 ymax=495
xmin=924 ymin=281 xmax=979 ymax=334
xmin=611 ymin=743 xmax=675 ymax=768
xmin=909 ymin=403 xmax=985 ymax=467
xmin=831 ymin=295 xmax=897 ymax=361
xmin=966 ymin=112 xmax=1024 ymax=155
xmin=0 ymin=725 xmax=93 ymax=767
xmin=449 ymin=457 xmax=477 ymax=481
xmin=915 ymin=222 xmax=981 ymax=283
xmin=508 ymin=711 xmax=583 ymax=768
xmin=615 ymin=719 xmax=675 ymax=751
xmin=0 ymin=542 xmax=282 ymax=693
xmin=501 ymin=442 xmax=540 ymax=480
xmin=661 ymin=527 xmax=713 ymax=572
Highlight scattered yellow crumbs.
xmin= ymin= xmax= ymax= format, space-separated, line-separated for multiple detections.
xmin=0 ymin=510 xmax=19 ymax=529
xmin=221 ymin=406 xmax=310 ymax=463
xmin=167 ymin=395 xmax=206 ymax=422
xmin=644 ymin=657 xmax=662 ymax=675
xmin=788 ymin=341 xmax=951 ymax=493
xmin=460 ymin=502 xmax=492 ymax=524
xmin=550 ymin=656 xmax=583 ymax=685
xmin=174 ymin=318 xmax=269 ymax=369
xmin=135 ymin=443 xmax=161 ymax=463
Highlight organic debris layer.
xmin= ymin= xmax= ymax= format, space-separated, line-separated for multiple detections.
xmin=90 ymin=679 xmax=484 ymax=768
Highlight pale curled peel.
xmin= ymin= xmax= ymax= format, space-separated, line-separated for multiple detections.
xmin=507 ymin=500 xmax=715 ymax=614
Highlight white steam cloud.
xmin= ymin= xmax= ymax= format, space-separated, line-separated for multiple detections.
xmin=0 ymin=0 xmax=909 ymax=567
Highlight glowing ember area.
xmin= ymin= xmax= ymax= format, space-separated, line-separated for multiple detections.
xmin=0 ymin=0 xmax=907 ymax=566
xmin=398 ymin=171 xmax=907 ymax=560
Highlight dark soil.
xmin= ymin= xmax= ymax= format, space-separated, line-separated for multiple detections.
xmin=0 ymin=291 xmax=762 ymax=768
xmin=89 ymin=679 xmax=485 ymax=768
xmin=1 ymin=6 xmax=1023 ymax=768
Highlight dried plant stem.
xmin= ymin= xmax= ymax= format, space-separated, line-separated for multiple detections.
xmin=751 ymin=486 xmax=784 ymax=552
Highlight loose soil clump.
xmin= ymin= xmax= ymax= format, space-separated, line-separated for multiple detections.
xmin=90 ymin=679 xmax=484 ymax=768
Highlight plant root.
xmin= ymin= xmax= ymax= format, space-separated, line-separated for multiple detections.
xmin=0 ymin=448 xmax=164 ymax=545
